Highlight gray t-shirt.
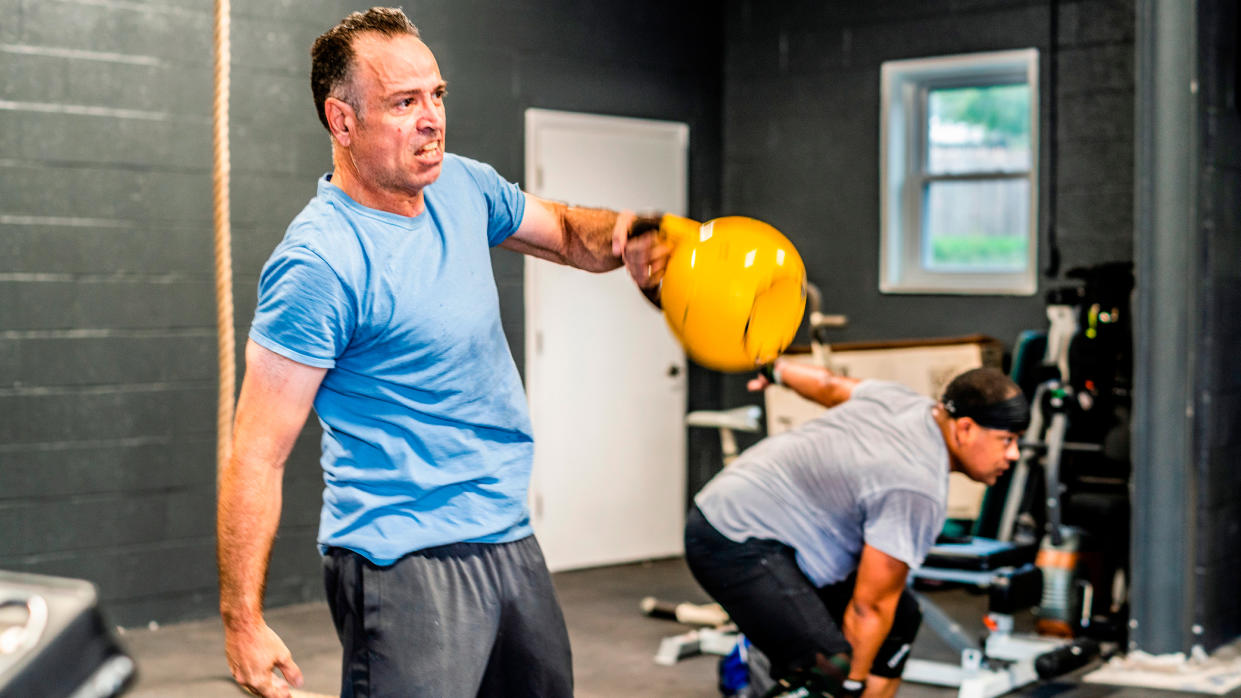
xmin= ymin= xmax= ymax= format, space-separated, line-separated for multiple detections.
xmin=695 ymin=380 xmax=949 ymax=587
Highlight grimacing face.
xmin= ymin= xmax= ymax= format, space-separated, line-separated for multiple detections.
xmin=339 ymin=33 xmax=446 ymax=197
xmin=953 ymin=419 xmax=1022 ymax=486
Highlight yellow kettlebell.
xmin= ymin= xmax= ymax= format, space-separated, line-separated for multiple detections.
xmin=654 ymin=214 xmax=807 ymax=373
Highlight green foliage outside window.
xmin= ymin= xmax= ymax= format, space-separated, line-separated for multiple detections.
xmin=931 ymin=84 xmax=1030 ymax=146
xmin=929 ymin=235 xmax=1026 ymax=267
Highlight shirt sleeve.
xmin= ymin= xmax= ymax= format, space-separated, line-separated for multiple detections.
xmin=861 ymin=488 xmax=944 ymax=569
xmin=456 ymin=156 xmax=526 ymax=246
xmin=248 ymin=244 xmax=355 ymax=368
xmin=848 ymin=379 xmax=880 ymax=401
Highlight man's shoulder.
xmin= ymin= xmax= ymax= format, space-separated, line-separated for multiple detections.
xmin=435 ymin=152 xmax=520 ymax=193
xmin=440 ymin=152 xmax=491 ymax=174
xmin=864 ymin=472 xmax=947 ymax=519
xmin=265 ymin=192 xmax=369 ymax=282
xmin=282 ymin=199 xmax=355 ymax=253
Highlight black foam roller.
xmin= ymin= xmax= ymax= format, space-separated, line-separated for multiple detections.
xmin=1034 ymin=638 xmax=1100 ymax=678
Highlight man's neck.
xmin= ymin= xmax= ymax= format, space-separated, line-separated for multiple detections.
xmin=330 ymin=154 xmax=425 ymax=218
xmin=932 ymin=404 xmax=961 ymax=473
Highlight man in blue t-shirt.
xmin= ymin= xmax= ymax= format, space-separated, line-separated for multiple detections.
xmin=687 ymin=364 xmax=1029 ymax=698
xmin=217 ymin=9 xmax=670 ymax=698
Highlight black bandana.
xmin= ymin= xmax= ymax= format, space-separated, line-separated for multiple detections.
xmin=943 ymin=393 xmax=1031 ymax=433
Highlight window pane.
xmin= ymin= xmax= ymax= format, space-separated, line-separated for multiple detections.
xmin=922 ymin=179 xmax=1028 ymax=271
xmin=927 ymin=84 xmax=1030 ymax=174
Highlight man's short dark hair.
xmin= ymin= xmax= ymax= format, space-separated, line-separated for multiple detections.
xmin=310 ymin=7 xmax=420 ymax=131
xmin=943 ymin=370 xmax=1022 ymax=412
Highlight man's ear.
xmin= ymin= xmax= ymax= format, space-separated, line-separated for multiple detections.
xmin=325 ymin=97 xmax=355 ymax=146
xmin=954 ymin=416 xmax=978 ymax=444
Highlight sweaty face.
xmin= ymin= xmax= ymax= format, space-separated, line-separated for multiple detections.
xmin=345 ymin=33 xmax=446 ymax=197
xmin=953 ymin=420 xmax=1021 ymax=486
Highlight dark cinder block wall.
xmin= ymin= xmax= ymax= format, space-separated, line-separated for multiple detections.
xmin=0 ymin=0 xmax=722 ymax=627
xmin=1 ymin=0 xmax=363 ymax=626
xmin=1193 ymin=0 xmax=1241 ymax=651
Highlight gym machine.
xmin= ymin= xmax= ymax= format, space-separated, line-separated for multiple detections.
xmin=0 ymin=570 xmax=135 ymax=698
xmin=903 ymin=263 xmax=1133 ymax=697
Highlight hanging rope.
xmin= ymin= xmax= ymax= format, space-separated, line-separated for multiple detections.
xmin=212 ymin=0 xmax=235 ymax=471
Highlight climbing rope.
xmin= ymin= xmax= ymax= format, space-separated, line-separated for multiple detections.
xmin=212 ymin=0 xmax=235 ymax=471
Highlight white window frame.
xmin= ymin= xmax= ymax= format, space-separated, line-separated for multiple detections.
xmin=879 ymin=49 xmax=1040 ymax=295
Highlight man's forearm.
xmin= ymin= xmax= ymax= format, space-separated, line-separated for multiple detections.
xmin=772 ymin=360 xmax=857 ymax=408
xmin=508 ymin=195 xmax=667 ymax=304
xmin=842 ymin=602 xmax=896 ymax=680
xmin=554 ymin=203 xmax=625 ymax=272
xmin=217 ymin=454 xmax=285 ymax=628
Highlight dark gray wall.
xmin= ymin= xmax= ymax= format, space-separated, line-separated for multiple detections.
xmin=1192 ymin=0 xmax=1241 ymax=653
xmin=1 ymin=0 xmax=368 ymax=626
xmin=0 ymin=0 xmax=721 ymax=627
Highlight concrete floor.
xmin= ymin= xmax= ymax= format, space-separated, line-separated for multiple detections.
xmin=117 ymin=557 xmax=1234 ymax=697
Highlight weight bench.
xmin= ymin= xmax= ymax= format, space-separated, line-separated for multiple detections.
xmin=905 ymin=557 xmax=1098 ymax=698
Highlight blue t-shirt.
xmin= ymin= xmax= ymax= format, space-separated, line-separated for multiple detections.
xmin=250 ymin=154 xmax=533 ymax=565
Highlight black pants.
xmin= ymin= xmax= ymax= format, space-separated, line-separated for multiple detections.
xmin=684 ymin=505 xmax=921 ymax=680
xmin=322 ymin=535 xmax=573 ymax=698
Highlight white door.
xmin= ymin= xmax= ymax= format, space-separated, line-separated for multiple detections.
xmin=524 ymin=108 xmax=689 ymax=571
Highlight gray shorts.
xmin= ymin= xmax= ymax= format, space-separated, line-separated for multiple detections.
xmin=322 ymin=535 xmax=573 ymax=698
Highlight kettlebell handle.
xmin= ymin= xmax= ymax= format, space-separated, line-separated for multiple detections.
xmin=627 ymin=214 xmax=701 ymax=244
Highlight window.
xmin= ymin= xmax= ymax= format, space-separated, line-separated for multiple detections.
xmin=880 ymin=49 xmax=1039 ymax=295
